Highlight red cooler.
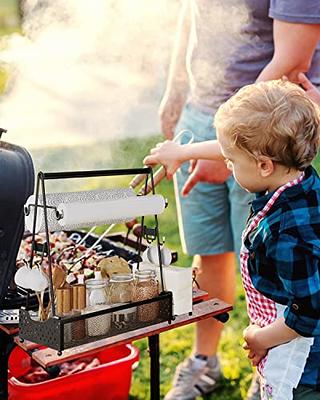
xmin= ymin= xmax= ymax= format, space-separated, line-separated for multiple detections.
xmin=8 ymin=344 xmax=139 ymax=400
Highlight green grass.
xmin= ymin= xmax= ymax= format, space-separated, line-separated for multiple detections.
xmin=0 ymin=0 xmax=20 ymax=92
xmin=0 ymin=0 xmax=20 ymax=35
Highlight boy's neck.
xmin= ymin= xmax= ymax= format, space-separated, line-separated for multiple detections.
xmin=266 ymin=165 xmax=303 ymax=193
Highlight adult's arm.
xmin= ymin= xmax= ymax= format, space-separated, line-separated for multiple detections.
xmin=159 ymin=0 xmax=191 ymax=139
xmin=182 ymin=19 xmax=320 ymax=194
xmin=257 ymin=20 xmax=320 ymax=82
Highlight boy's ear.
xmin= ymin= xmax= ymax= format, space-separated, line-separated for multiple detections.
xmin=257 ymin=156 xmax=274 ymax=177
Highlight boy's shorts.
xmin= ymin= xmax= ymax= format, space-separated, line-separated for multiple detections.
xmin=173 ymin=103 xmax=253 ymax=256
xmin=293 ymin=385 xmax=320 ymax=399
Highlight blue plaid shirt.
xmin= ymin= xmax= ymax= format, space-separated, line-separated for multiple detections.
xmin=245 ymin=166 xmax=320 ymax=390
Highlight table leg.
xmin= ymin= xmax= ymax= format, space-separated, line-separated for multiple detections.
xmin=0 ymin=330 xmax=15 ymax=400
xmin=148 ymin=334 xmax=160 ymax=400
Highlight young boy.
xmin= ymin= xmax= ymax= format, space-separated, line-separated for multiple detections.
xmin=144 ymin=80 xmax=320 ymax=399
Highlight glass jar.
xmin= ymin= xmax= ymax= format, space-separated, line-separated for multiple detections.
xmin=133 ymin=270 xmax=159 ymax=322
xmin=108 ymin=273 xmax=136 ymax=328
xmin=85 ymin=278 xmax=111 ymax=337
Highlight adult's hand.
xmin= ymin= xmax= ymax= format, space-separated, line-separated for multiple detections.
xmin=297 ymin=72 xmax=320 ymax=105
xmin=181 ymin=159 xmax=231 ymax=196
xmin=159 ymin=90 xmax=186 ymax=139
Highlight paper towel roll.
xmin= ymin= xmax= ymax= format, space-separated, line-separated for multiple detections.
xmin=57 ymin=194 xmax=166 ymax=230
xmin=25 ymin=188 xmax=135 ymax=233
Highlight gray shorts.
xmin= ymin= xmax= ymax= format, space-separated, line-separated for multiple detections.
xmin=173 ymin=103 xmax=253 ymax=256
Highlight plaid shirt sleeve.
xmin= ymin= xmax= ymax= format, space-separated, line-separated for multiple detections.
xmin=264 ymin=232 xmax=320 ymax=337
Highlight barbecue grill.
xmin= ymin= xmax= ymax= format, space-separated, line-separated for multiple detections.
xmin=0 ymin=140 xmax=35 ymax=315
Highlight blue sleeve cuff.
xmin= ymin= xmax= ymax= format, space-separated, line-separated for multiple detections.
xmin=269 ymin=0 xmax=320 ymax=25
xmin=284 ymin=306 xmax=320 ymax=337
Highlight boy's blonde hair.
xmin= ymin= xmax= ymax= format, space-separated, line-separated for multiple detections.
xmin=214 ymin=80 xmax=320 ymax=170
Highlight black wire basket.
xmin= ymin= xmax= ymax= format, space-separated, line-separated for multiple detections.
xmin=18 ymin=167 xmax=173 ymax=354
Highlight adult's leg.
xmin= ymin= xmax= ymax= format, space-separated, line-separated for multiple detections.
xmin=194 ymin=252 xmax=236 ymax=356
xmin=164 ymin=105 xmax=235 ymax=400
xmin=174 ymin=104 xmax=235 ymax=356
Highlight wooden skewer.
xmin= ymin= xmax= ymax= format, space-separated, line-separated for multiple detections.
xmin=45 ymin=266 xmax=66 ymax=319
xmin=129 ymin=173 xmax=147 ymax=189
xmin=36 ymin=292 xmax=47 ymax=321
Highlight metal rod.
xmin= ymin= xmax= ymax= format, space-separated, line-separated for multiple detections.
xmin=55 ymin=226 xmax=97 ymax=264
xmin=136 ymin=173 xmax=150 ymax=267
xmin=42 ymin=167 xmax=151 ymax=180
xmin=69 ymin=224 xmax=116 ymax=266
xmin=138 ymin=167 xmax=166 ymax=195
xmin=29 ymin=174 xmax=41 ymax=269
xmin=150 ymin=169 xmax=165 ymax=293
xmin=24 ymin=203 xmax=57 ymax=216
xmin=60 ymin=292 xmax=172 ymax=323
xmin=86 ymin=224 xmax=116 ymax=251
xmin=74 ymin=226 xmax=97 ymax=249
xmin=149 ymin=334 xmax=160 ymax=400
xmin=0 ymin=330 xmax=15 ymax=400
xmin=40 ymin=172 xmax=56 ymax=317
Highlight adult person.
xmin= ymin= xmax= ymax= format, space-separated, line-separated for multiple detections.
xmin=159 ymin=1 xmax=320 ymax=399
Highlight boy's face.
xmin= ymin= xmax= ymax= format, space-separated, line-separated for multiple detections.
xmin=217 ymin=130 xmax=267 ymax=193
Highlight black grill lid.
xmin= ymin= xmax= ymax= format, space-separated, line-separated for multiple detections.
xmin=0 ymin=139 xmax=34 ymax=306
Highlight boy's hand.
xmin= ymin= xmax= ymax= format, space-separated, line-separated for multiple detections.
xmin=181 ymin=159 xmax=232 ymax=196
xmin=143 ymin=140 xmax=184 ymax=180
xmin=243 ymin=325 xmax=268 ymax=367
xmin=243 ymin=341 xmax=266 ymax=367
xmin=297 ymin=73 xmax=320 ymax=105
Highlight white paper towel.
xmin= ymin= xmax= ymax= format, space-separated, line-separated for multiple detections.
xmin=138 ymin=262 xmax=193 ymax=315
xmin=25 ymin=188 xmax=135 ymax=233
xmin=56 ymin=194 xmax=166 ymax=230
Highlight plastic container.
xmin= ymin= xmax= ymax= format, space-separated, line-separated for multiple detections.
xmin=8 ymin=344 xmax=139 ymax=400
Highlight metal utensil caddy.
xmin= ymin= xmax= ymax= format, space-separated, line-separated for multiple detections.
xmin=19 ymin=167 xmax=173 ymax=354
